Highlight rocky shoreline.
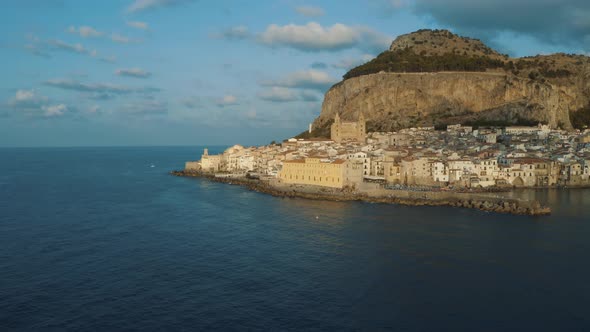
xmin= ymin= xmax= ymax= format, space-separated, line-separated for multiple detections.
xmin=170 ymin=170 xmax=551 ymax=216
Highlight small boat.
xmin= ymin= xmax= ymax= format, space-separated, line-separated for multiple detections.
xmin=150 ymin=164 xmax=156 ymax=168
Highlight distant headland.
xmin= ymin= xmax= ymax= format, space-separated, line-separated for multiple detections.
xmin=171 ymin=29 xmax=590 ymax=216
xmin=306 ymin=29 xmax=590 ymax=137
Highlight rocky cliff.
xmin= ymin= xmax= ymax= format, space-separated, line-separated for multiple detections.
xmin=306 ymin=29 xmax=590 ymax=136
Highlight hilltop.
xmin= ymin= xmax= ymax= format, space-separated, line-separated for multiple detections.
xmin=301 ymin=29 xmax=590 ymax=138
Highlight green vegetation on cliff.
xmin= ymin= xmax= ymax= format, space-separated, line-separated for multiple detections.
xmin=570 ymin=104 xmax=590 ymax=129
xmin=343 ymin=48 xmax=505 ymax=80
xmin=294 ymin=120 xmax=333 ymax=139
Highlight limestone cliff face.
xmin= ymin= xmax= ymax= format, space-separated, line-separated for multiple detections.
xmin=313 ymin=70 xmax=589 ymax=132
xmin=307 ymin=30 xmax=590 ymax=135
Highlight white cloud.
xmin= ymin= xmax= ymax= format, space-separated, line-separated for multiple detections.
xmin=23 ymin=35 xmax=112 ymax=61
xmin=116 ymin=68 xmax=152 ymax=78
xmin=42 ymin=104 xmax=67 ymax=117
xmin=260 ymin=69 xmax=339 ymax=91
xmin=216 ymin=95 xmax=238 ymax=107
xmin=258 ymin=87 xmax=300 ymax=102
xmin=295 ymin=6 xmax=325 ymax=17
xmin=67 ymin=26 xmax=104 ymax=38
xmin=127 ymin=21 xmax=149 ymax=30
xmin=259 ymin=22 xmax=357 ymax=51
xmin=10 ymin=89 xmax=48 ymax=107
xmin=257 ymin=22 xmax=391 ymax=52
xmin=332 ymin=54 xmax=374 ymax=70
xmin=7 ymin=90 xmax=70 ymax=118
xmin=66 ymin=25 xmax=143 ymax=44
xmin=258 ymin=87 xmax=321 ymax=102
xmin=15 ymin=89 xmax=35 ymax=102
xmin=127 ymin=0 xmax=195 ymax=13
xmin=49 ymin=39 xmax=97 ymax=56
xmin=44 ymin=78 xmax=160 ymax=95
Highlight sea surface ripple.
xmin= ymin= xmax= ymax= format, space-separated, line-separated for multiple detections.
xmin=1 ymin=147 xmax=589 ymax=331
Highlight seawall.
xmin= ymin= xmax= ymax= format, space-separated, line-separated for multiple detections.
xmin=170 ymin=170 xmax=551 ymax=216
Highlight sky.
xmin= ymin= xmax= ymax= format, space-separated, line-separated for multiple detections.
xmin=1 ymin=0 xmax=589 ymax=147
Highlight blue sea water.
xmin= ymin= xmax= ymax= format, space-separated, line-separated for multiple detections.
xmin=1 ymin=146 xmax=590 ymax=331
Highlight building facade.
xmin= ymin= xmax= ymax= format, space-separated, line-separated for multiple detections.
xmin=279 ymin=157 xmax=363 ymax=189
xmin=330 ymin=112 xmax=367 ymax=143
xmin=200 ymin=148 xmax=222 ymax=172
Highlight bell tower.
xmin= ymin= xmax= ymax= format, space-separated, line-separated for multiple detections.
xmin=358 ymin=112 xmax=366 ymax=142
xmin=331 ymin=113 xmax=341 ymax=142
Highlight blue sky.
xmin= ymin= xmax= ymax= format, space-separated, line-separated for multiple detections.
xmin=1 ymin=0 xmax=589 ymax=147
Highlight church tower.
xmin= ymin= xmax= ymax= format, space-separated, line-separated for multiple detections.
xmin=358 ymin=112 xmax=366 ymax=142
xmin=331 ymin=113 xmax=341 ymax=142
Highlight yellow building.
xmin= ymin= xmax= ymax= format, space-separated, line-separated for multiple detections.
xmin=330 ymin=112 xmax=366 ymax=143
xmin=382 ymin=157 xmax=402 ymax=184
xmin=279 ymin=157 xmax=363 ymax=189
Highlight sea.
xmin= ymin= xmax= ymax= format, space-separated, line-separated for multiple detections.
xmin=1 ymin=146 xmax=589 ymax=331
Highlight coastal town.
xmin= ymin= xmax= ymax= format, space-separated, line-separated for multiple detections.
xmin=183 ymin=113 xmax=590 ymax=190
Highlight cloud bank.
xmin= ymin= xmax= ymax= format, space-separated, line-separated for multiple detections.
xmin=258 ymin=87 xmax=320 ymax=102
xmin=127 ymin=0 xmax=195 ymax=13
xmin=44 ymin=78 xmax=159 ymax=95
xmin=257 ymin=22 xmax=391 ymax=53
xmin=260 ymin=70 xmax=339 ymax=92
xmin=127 ymin=21 xmax=149 ymax=30
xmin=413 ymin=0 xmax=590 ymax=51
xmin=7 ymin=89 xmax=67 ymax=118
xmin=67 ymin=26 xmax=104 ymax=38
xmin=116 ymin=68 xmax=152 ymax=78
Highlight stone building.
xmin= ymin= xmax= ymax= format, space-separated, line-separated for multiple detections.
xmin=346 ymin=151 xmax=371 ymax=175
xmin=383 ymin=159 xmax=402 ymax=184
xmin=279 ymin=157 xmax=363 ymax=189
xmin=200 ymin=148 xmax=222 ymax=172
xmin=400 ymin=156 xmax=434 ymax=186
xmin=330 ymin=112 xmax=367 ymax=143
xmin=185 ymin=161 xmax=201 ymax=171
xmin=432 ymin=161 xmax=449 ymax=183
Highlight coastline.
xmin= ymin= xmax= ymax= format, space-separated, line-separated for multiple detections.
xmin=170 ymin=170 xmax=552 ymax=216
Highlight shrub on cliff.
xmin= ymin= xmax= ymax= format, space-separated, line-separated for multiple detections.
xmin=343 ymin=48 xmax=505 ymax=80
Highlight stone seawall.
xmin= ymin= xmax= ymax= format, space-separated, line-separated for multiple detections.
xmin=170 ymin=170 xmax=551 ymax=216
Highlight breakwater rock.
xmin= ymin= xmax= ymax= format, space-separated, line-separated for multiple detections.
xmin=170 ymin=170 xmax=551 ymax=216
